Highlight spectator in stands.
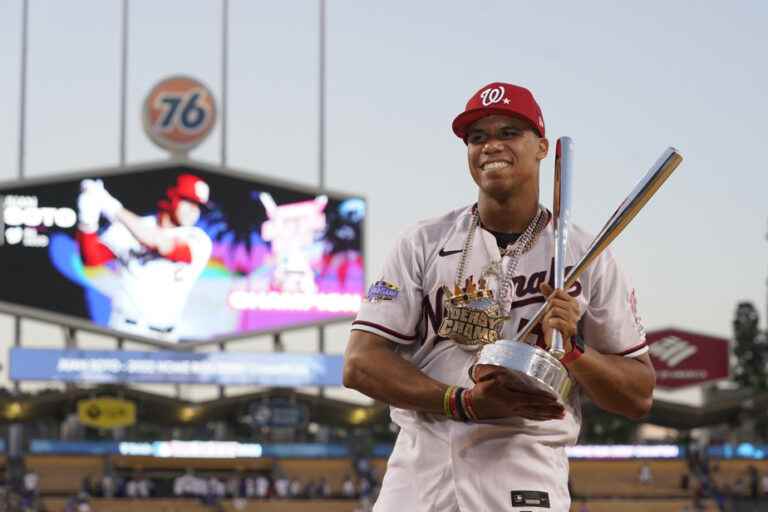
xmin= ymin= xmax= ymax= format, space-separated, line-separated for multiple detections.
xmin=289 ymin=478 xmax=304 ymax=498
xmin=125 ymin=478 xmax=137 ymax=499
xmin=79 ymin=474 xmax=93 ymax=497
xmin=22 ymin=470 xmax=38 ymax=499
xmin=207 ymin=476 xmax=226 ymax=499
xmin=638 ymin=463 xmax=653 ymax=485
xmin=243 ymin=474 xmax=255 ymax=498
xmin=318 ymin=477 xmax=332 ymax=498
xmin=137 ymin=473 xmax=152 ymax=498
xmin=100 ymin=472 xmax=116 ymax=498
xmin=126 ymin=472 xmax=151 ymax=498
xmin=342 ymin=474 xmax=356 ymax=499
xmin=64 ymin=492 xmax=91 ymax=512
xmin=359 ymin=475 xmax=375 ymax=500
xmin=174 ymin=468 xmax=203 ymax=498
xmin=306 ymin=479 xmax=319 ymax=499
xmin=202 ymin=476 xmax=226 ymax=506
xmin=274 ymin=474 xmax=290 ymax=498
xmin=254 ymin=473 xmax=271 ymax=499
xmin=226 ymin=473 xmax=242 ymax=498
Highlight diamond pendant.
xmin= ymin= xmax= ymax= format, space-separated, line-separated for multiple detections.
xmin=437 ymin=276 xmax=506 ymax=348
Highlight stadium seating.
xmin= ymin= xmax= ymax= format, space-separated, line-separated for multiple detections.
xmin=40 ymin=498 xmax=365 ymax=512
xmin=570 ymin=459 xmax=691 ymax=497
xmin=111 ymin=455 xmax=272 ymax=472
xmin=26 ymin=455 xmax=104 ymax=495
xmin=568 ymin=499 xmax=720 ymax=512
xmin=277 ymin=458 xmax=357 ymax=490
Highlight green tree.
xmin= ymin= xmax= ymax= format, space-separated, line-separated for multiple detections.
xmin=732 ymin=302 xmax=768 ymax=390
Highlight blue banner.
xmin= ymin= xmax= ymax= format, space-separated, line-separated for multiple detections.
xmin=30 ymin=440 xmax=353 ymax=459
xmin=10 ymin=348 xmax=343 ymax=386
xmin=30 ymin=440 xmax=118 ymax=455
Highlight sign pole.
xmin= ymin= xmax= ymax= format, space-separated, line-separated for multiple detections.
xmin=317 ymin=0 xmax=327 ymax=397
xmin=9 ymin=0 xmax=30 ymax=494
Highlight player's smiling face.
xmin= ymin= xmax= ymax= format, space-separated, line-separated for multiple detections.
xmin=175 ymin=200 xmax=201 ymax=226
xmin=466 ymin=115 xmax=548 ymax=201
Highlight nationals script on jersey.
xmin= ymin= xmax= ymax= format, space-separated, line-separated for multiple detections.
xmin=352 ymin=205 xmax=647 ymax=444
xmin=100 ymin=216 xmax=212 ymax=339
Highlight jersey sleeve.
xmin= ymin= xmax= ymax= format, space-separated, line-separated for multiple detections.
xmin=76 ymin=230 xmax=117 ymax=265
xmin=352 ymin=230 xmax=424 ymax=345
xmin=581 ymin=249 xmax=647 ymax=358
xmin=98 ymin=222 xmax=140 ymax=261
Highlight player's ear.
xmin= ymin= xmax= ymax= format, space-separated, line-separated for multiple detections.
xmin=536 ymin=137 xmax=549 ymax=161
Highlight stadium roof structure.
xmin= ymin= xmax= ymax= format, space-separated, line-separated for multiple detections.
xmin=581 ymin=387 xmax=765 ymax=430
xmin=0 ymin=386 xmax=384 ymax=426
xmin=3 ymin=384 xmax=762 ymax=434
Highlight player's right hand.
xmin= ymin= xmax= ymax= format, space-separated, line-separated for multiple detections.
xmin=465 ymin=374 xmax=565 ymax=422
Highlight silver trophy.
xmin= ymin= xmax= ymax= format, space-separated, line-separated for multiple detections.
xmin=474 ymin=144 xmax=683 ymax=404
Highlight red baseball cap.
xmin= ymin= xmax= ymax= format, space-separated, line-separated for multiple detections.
xmin=452 ymin=82 xmax=545 ymax=140
xmin=172 ymin=174 xmax=211 ymax=207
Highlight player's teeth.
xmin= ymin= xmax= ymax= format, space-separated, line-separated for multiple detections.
xmin=482 ymin=161 xmax=510 ymax=171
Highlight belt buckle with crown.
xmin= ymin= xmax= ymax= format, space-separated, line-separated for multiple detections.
xmin=438 ymin=275 xmax=505 ymax=348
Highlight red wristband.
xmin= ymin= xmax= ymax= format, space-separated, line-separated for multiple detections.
xmin=560 ymin=343 xmax=584 ymax=366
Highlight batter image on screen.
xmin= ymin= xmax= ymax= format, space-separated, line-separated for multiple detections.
xmin=343 ymin=82 xmax=656 ymax=511
xmin=75 ymin=174 xmax=213 ymax=340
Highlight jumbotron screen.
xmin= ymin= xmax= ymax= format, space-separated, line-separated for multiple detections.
xmin=0 ymin=162 xmax=365 ymax=345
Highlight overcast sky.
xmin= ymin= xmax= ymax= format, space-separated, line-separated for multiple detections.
xmin=0 ymin=0 xmax=766 ymax=401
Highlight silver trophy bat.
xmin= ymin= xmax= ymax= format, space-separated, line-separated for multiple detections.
xmin=475 ymin=146 xmax=684 ymax=404
xmin=550 ymin=137 xmax=574 ymax=359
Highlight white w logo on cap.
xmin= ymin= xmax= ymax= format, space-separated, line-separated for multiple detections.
xmin=480 ymin=86 xmax=505 ymax=106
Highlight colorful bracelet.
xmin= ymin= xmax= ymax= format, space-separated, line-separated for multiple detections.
xmin=462 ymin=388 xmax=479 ymax=421
xmin=449 ymin=387 xmax=460 ymax=419
xmin=456 ymin=388 xmax=470 ymax=422
xmin=443 ymin=385 xmax=456 ymax=418
xmin=443 ymin=386 xmax=472 ymax=421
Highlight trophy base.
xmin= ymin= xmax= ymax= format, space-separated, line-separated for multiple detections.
xmin=476 ymin=339 xmax=574 ymax=405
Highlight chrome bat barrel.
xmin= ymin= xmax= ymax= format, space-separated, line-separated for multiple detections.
xmin=550 ymin=137 xmax=574 ymax=359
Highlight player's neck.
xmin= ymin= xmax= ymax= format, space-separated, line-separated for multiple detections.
xmin=476 ymin=194 xmax=539 ymax=234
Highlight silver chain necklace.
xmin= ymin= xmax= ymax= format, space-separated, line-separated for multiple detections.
xmin=455 ymin=205 xmax=544 ymax=315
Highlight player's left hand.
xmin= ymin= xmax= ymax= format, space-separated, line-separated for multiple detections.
xmin=539 ymin=282 xmax=582 ymax=352
xmin=89 ymin=180 xmax=123 ymax=221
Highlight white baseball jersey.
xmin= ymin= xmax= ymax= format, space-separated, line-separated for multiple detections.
xmin=100 ymin=216 xmax=212 ymax=339
xmin=352 ymin=204 xmax=647 ymax=511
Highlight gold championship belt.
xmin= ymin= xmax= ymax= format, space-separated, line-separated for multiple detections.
xmin=437 ymin=276 xmax=505 ymax=346
xmin=438 ymin=206 xmax=545 ymax=349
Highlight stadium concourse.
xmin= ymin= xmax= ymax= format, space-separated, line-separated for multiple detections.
xmin=0 ymin=386 xmax=766 ymax=511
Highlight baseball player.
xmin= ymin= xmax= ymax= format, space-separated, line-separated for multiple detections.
xmin=343 ymin=82 xmax=656 ymax=511
xmin=76 ymin=174 xmax=213 ymax=340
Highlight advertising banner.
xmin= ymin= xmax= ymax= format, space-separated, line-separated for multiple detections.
xmin=77 ymin=397 xmax=137 ymax=429
xmin=10 ymin=348 xmax=344 ymax=386
xmin=647 ymin=328 xmax=730 ymax=389
xmin=0 ymin=161 xmax=365 ymax=347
